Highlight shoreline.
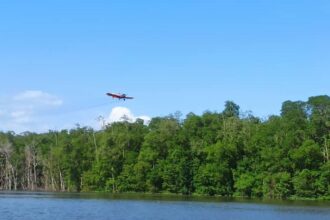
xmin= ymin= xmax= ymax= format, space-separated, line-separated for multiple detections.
xmin=1 ymin=190 xmax=329 ymax=203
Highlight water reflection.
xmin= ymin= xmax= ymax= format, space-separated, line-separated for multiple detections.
xmin=0 ymin=192 xmax=329 ymax=220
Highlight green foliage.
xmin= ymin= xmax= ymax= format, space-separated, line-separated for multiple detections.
xmin=234 ymin=173 xmax=256 ymax=197
xmin=293 ymin=169 xmax=320 ymax=198
xmin=194 ymin=163 xmax=228 ymax=196
xmin=0 ymin=96 xmax=329 ymax=199
xmin=262 ymin=172 xmax=292 ymax=199
xmin=117 ymin=164 xmax=139 ymax=192
xmin=291 ymin=140 xmax=323 ymax=170
xmin=223 ymin=101 xmax=240 ymax=118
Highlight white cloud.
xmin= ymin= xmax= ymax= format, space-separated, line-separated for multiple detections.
xmin=0 ymin=90 xmax=63 ymax=133
xmin=14 ymin=90 xmax=63 ymax=106
xmin=107 ymin=106 xmax=135 ymax=123
xmin=10 ymin=110 xmax=28 ymax=118
xmin=0 ymin=93 xmax=151 ymax=133
xmin=10 ymin=110 xmax=32 ymax=123
xmin=105 ymin=106 xmax=151 ymax=125
xmin=137 ymin=115 xmax=152 ymax=123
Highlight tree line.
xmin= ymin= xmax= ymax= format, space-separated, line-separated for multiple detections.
xmin=0 ymin=95 xmax=329 ymax=199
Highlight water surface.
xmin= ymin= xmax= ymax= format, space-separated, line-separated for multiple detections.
xmin=1 ymin=192 xmax=329 ymax=220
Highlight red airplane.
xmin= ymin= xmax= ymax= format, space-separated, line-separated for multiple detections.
xmin=106 ymin=92 xmax=134 ymax=101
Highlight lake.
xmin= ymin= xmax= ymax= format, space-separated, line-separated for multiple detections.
xmin=0 ymin=192 xmax=330 ymax=220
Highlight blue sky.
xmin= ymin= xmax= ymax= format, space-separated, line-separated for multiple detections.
xmin=0 ymin=0 xmax=329 ymax=132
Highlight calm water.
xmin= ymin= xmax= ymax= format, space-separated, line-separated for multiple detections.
xmin=0 ymin=192 xmax=330 ymax=220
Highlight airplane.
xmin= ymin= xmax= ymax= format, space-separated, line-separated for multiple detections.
xmin=106 ymin=92 xmax=134 ymax=101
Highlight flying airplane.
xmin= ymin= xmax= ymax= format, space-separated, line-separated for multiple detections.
xmin=106 ymin=92 xmax=134 ymax=101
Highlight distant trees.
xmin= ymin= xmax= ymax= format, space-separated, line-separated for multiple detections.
xmin=0 ymin=139 xmax=16 ymax=190
xmin=0 ymin=95 xmax=329 ymax=199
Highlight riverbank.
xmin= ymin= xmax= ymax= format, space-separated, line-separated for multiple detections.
xmin=2 ymin=190 xmax=329 ymax=204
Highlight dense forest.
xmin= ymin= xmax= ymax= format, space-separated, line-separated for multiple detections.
xmin=0 ymin=95 xmax=329 ymax=199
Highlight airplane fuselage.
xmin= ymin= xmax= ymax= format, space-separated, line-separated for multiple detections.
xmin=106 ymin=93 xmax=133 ymax=100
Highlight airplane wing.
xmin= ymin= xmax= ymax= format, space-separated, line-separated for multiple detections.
xmin=106 ymin=93 xmax=120 ymax=98
xmin=106 ymin=92 xmax=133 ymax=99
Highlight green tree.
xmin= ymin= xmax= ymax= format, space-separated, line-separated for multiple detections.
xmin=223 ymin=101 xmax=240 ymax=118
xmin=262 ymin=172 xmax=292 ymax=199
xmin=293 ymin=169 xmax=320 ymax=197
xmin=291 ymin=140 xmax=323 ymax=171
xmin=234 ymin=173 xmax=255 ymax=197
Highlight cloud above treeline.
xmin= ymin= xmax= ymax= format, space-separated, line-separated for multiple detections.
xmin=0 ymin=90 xmax=63 ymax=132
xmin=105 ymin=106 xmax=151 ymax=125
xmin=0 ymin=91 xmax=151 ymax=133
